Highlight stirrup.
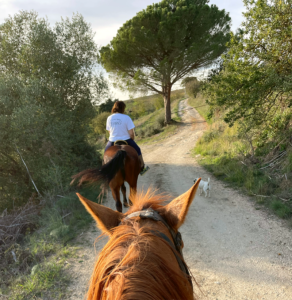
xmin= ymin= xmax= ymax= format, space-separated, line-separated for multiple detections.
xmin=140 ymin=166 xmax=150 ymax=176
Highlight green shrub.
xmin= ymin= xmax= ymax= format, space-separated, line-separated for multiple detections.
xmin=202 ymin=130 xmax=219 ymax=143
xmin=0 ymin=12 xmax=105 ymax=211
xmin=155 ymin=114 xmax=165 ymax=127
xmin=154 ymin=96 xmax=164 ymax=110
xmin=270 ymin=200 xmax=292 ymax=219
xmin=92 ymin=112 xmax=110 ymax=136
xmin=144 ymin=124 xmax=162 ymax=137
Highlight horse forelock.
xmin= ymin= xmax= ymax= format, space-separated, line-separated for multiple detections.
xmin=86 ymin=190 xmax=196 ymax=300
xmin=125 ymin=189 xmax=184 ymax=230
xmin=88 ymin=220 xmax=195 ymax=300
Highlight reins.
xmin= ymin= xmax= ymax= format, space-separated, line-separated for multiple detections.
xmin=121 ymin=208 xmax=193 ymax=288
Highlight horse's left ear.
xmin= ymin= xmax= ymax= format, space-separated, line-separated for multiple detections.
xmin=76 ymin=193 xmax=123 ymax=235
xmin=162 ymin=179 xmax=201 ymax=230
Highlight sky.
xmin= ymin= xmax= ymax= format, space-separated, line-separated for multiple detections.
xmin=0 ymin=0 xmax=246 ymax=100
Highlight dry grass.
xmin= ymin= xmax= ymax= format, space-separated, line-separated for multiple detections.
xmin=0 ymin=201 xmax=39 ymax=266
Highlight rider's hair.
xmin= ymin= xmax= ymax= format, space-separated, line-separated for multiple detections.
xmin=112 ymin=101 xmax=126 ymax=114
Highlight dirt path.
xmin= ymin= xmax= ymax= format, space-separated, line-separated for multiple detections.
xmin=66 ymin=100 xmax=292 ymax=300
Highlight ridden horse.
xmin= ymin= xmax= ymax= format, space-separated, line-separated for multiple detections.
xmin=76 ymin=179 xmax=201 ymax=300
xmin=71 ymin=145 xmax=140 ymax=212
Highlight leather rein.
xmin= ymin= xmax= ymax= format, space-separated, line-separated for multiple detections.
xmin=121 ymin=208 xmax=193 ymax=288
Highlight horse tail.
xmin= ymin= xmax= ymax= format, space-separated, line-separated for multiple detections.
xmin=100 ymin=150 xmax=126 ymax=183
xmin=71 ymin=150 xmax=127 ymax=186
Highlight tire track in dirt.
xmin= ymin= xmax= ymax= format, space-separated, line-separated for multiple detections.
xmin=66 ymin=99 xmax=292 ymax=300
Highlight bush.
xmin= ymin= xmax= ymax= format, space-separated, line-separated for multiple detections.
xmin=155 ymin=114 xmax=165 ymax=127
xmin=182 ymin=77 xmax=201 ymax=98
xmin=270 ymin=200 xmax=292 ymax=219
xmin=144 ymin=124 xmax=162 ymax=137
xmin=202 ymin=130 xmax=219 ymax=143
xmin=91 ymin=112 xmax=110 ymax=136
xmin=0 ymin=11 xmax=106 ymax=211
xmin=154 ymin=96 xmax=164 ymax=110
xmin=137 ymin=128 xmax=145 ymax=138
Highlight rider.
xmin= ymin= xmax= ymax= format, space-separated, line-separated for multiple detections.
xmin=105 ymin=101 xmax=149 ymax=176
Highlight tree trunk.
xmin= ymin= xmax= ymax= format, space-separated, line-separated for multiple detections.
xmin=163 ymin=85 xmax=172 ymax=124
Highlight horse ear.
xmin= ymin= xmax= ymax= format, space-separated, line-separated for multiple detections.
xmin=163 ymin=179 xmax=201 ymax=230
xmin=76 ymin=193 xmax=123 ymax=235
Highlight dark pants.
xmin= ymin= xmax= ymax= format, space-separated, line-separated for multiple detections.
xmin=105 ymin=139 xmax=141 ymax=156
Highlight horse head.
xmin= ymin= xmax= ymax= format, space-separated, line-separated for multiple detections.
xmin=76 ymin=179 xmax=201 ymax=300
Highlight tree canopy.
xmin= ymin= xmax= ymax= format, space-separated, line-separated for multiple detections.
xmin=99 ymin=0 xmax=231 ymax=123
xmin=0 ymin=11 xmax=107 ymax=211
xmin=205 ymin=0 xmax=292 ymax=136
xmin=98 ymin=98 xmax=118 ymax=113
xmin=181 ymin=76 xmax=201 ymax=98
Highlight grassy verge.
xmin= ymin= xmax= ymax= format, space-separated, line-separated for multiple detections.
xmin=192 ymin=118 xmax=292 ymax=221
xmin=126 ymin=89 xmax=185 ymax=121
xmin=188 ymin=93 xmax=212 ymax=124
xmin=136 ymin=97 xmax=185 ymax=144
xmin=1 ymin=186 xmax=100 ymax=299
xmin=172 ymin=95 xmax=184 ymax=122
xmin=187 ymin=93 xmax=292 ymax=220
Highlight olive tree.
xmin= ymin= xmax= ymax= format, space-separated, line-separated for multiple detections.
xmin=0 ymin=11 xmax=107 ymax=210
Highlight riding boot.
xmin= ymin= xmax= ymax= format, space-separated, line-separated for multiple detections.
xmin=138 ymin=155 xmax=150 ymax=176
xmin=138 ymin=155 xmax=145 ymax=170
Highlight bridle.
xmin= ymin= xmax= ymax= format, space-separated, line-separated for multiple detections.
xmin=121 ymin=207 xmax=193 ymax=288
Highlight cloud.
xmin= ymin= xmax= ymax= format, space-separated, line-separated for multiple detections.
xmin=1 ymin=0 xmax=245 ymax=45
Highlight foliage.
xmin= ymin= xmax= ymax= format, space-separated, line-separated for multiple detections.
xmin=181 ymin=77 xmax=202 ymax=98
xmin=193 ymin=117 xmax=292 ymax=220
xmin=205 ymin=0 xmax=292 ymax=141
xmin=1 ymin=186 xmax=100 ymax=299
xmin=270 ymin=200 xmax=292 ymax=219
xmin=91 ymin=112 xmax=111 ymax=136
xmin=156 ymin=114 xmax=166 ymax=128
xmin=135 ymin=96 xmax=183 ymax=142
xmin=0 ymin=11 xmax=107 ymax=211
xmin=154 ymin=95 xmax=164 ymax=110
xmin=99 ymin=0 xmax=231 ymax=123
xmin=98 ymin=98 xmax=118 ymax=113
xmin=126 ymin=90 xmax=184 ymax=121
xmin=187 ymin=93 xmax=211 ymax=123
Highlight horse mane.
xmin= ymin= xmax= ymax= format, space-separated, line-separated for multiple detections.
xmin=87 ymin=190 xmax=197 ymax=300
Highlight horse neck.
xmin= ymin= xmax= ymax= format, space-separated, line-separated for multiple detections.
xmin=87 ymin=222 xmax=194 ymax=300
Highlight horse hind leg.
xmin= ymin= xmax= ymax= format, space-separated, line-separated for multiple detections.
xmin=111 ymin=186 xmax=123 ymax=212
xmin=121 ymin=183 xmax=129 ymax=207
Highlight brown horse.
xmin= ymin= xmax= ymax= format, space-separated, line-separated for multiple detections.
xmin=76 ymin=179 xmax=201 ymax=300
xmin=71 ymin=145 xmax=140 ymax=212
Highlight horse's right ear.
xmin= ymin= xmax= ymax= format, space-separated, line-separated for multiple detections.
xmin=76 ymin=193 xmax=123 ymax=235
xmin=162 ymin=179 xmax=201 ymax=230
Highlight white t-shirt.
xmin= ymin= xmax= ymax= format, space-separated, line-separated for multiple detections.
xmin=106 ymin=113 xmax=135 ymax=142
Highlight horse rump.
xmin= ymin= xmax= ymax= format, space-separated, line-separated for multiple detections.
xmin=71 ymin=150 xmax=127 ymax=187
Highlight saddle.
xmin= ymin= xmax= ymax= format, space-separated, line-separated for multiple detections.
xmin=114 ymin=140 xmax=128 ymax=146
